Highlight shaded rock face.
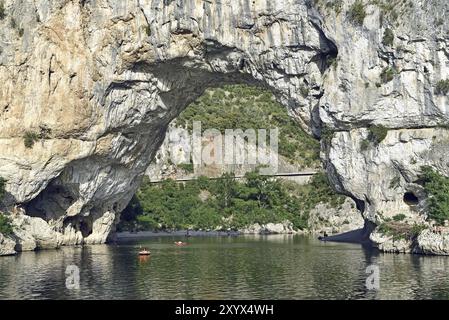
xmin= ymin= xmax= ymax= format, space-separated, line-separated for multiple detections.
xmin=0 ymin=0 xmax=447 ymax=252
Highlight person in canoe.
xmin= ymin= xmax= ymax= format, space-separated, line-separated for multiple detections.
xmin=174 ymin=241 xmax=187 ymax=246
xmin=318 ymin=231 xmax=329 ymax=241
xmin=138 ymin=246 xmax=151 ymax=256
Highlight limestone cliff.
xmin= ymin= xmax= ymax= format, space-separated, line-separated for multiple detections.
xmin=0 ymin=0 xmax=448 ymax=254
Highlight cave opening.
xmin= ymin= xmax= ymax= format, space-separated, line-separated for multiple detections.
xmin=63 ymin=216 xmax=93 ymax=238
xmin=403 ymin=192 xmax=419 ymax=206
xmin=25 ymin=179 xmax=78 ymax=221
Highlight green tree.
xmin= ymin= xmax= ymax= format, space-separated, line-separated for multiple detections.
xmin=420 ymin=166 xmax=449 ymax=225
xmin=24 ymin=131 xmax=39 ymax=148
xmin=435 ymin=79 xmax=449 ymax=95
xmin=347 ymin=1 xmax=366 ymax=26
xmin=0 ymin=214 xmax=13 ymax=236
xmin=382 ymin=28 xmax=394 ymax=46
xmin=214 ymin=173 xmax=238 ymax=210
xmin=380 ymin=67 xmax=396 ymax=83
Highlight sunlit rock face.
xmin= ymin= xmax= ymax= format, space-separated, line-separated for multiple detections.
xmin=0 ymin=0 xmax=447 ymax=253
xmin=319 ymin=0 xmax=449 ymax=227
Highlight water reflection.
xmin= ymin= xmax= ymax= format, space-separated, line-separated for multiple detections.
xmin=0 ymin=235 xmax=449 ymax=300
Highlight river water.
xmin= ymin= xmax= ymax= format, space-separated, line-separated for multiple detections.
xmin=1 ymin=235 xmax=449 ymax=300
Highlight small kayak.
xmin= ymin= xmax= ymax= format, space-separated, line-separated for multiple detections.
xmin=174 ymin=241 xmax=187 ymax=246
xmin=139 ymin=250 xmax=151 ymax=256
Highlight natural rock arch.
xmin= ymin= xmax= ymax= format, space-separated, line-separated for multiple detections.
xmin=0 ymin=0 xmax=336 ymax=246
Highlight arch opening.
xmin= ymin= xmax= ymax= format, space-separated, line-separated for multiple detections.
xmin=117 ymin=82 xmax=361 ymax=235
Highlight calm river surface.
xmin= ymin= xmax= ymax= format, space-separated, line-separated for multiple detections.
xmin=1 ymin=235 xmax=449 ymax=300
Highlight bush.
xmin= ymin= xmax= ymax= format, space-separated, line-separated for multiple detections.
xmin=380 ymin=67 xmax=396 ymax=83
xmin=299 ymin=84 xmax=309 ymax=97
xmin=178 ymin=163 xmax=194 ymax=173
xmin=435 ymin=79 xmax=449 ymax=95
xmin=392 ymin=213 xmax=406 ymax=222
xmin=382 ymin=28 xmax=394 ymax=46
xmin=377 ymin=221 xmax=425 ymax=241
xmin=136 ymin=215 xmax=159 ymax=230
xmin=24 ymin=131 xmax=39 ymax=148
xmin=360 ymin=139 xmax=370 ymax=151
xmin=0 ymin=213 xmax=13 ymax=236
xmin=325 ymin=0 xmax=344 ymax=15
xmin=368 ymin=125 xmax=388 ymax=144
xmin=0 ymin=1 xmax=6 ymax=20
xmin=0 ymin=177 xmax=5 ymax=201
xmin=121 ymin=171 xmax=344 ymax=232
xmin=420 ymin=166 xmax=449 ymax=226
xmin=360 ymin=125 xmax=388 ymax=151
xmin=320 ymin=126 xmax=334 ymax=145
xmin=389 ymin=176 xmax=400 ymax=189
xmin=347 ymin=1 xmax=366 ymax=26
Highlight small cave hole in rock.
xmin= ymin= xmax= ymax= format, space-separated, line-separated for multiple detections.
xmin=403 ymin=192 xmax=419 ymax=206
xmin=63 ymin=217 xmax=93 ymax=238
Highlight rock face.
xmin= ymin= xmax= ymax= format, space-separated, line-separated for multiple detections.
xmin=370 ymin=228 xmax=449 ymax=255
xmin=240 ymin=221 xmax=298 ymax=235
xmin=307 ymin=198 xmax=364 ymax=235
xmin=0 ymin=233 xmax=16 ymax=256
xmin=0 ymin=0 xmax=448 ymax=254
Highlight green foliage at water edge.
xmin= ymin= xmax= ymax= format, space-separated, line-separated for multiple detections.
xmin=118 ymin=172 xmax=345 ymax=232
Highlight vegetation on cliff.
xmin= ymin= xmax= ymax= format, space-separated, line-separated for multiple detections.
xmin=0 ymin=177 xmax=5 ymax=201
xmin=0 ymin=1 xmax=5 ymax=20
xmin=361 ymin=125 xmax=389 ymax=150
xmin=377 ymin=221 xmax=427 ymax=241
xmin=0 ymin=178 xmax=13 ymax=236
xmin=118 ymin=172 xmax=345 ymax=232
xmin=435 ymin=79 xmax=449 ymax=95
xmin=347 ymin=1 xmax=366 ymax=26
xmin=176 ymin=84 xmax=320 ymax=168
xmin=0 ymin=214 xmax=13 ymax=236
xmin=382 ymin=28 xmax=394 ymax=46
xmin=420 ymin=166 xmax=449 ymax=225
